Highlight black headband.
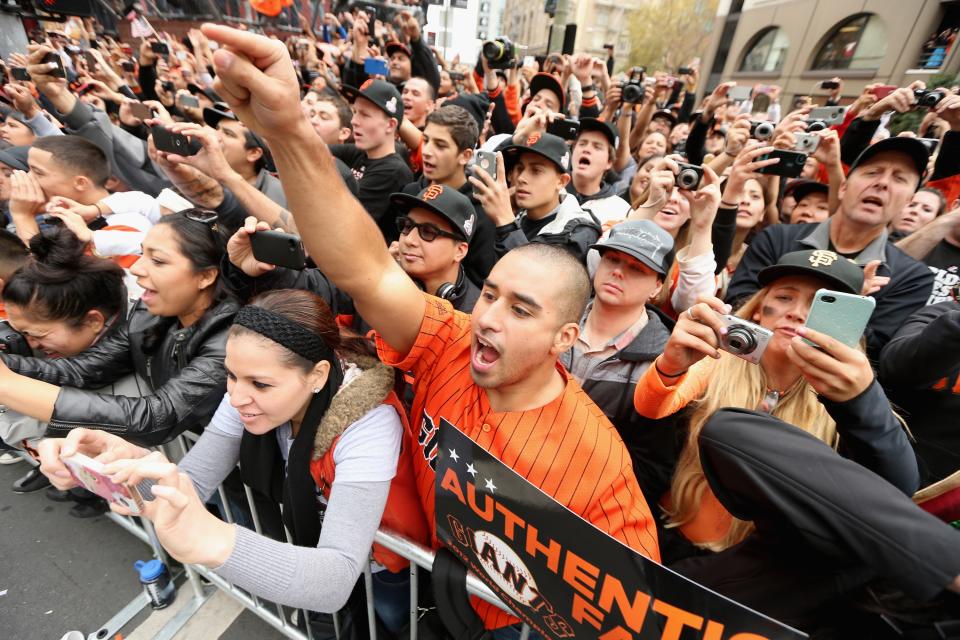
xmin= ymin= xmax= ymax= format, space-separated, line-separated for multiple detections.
xmin=233 ymin=305 xmax=334 ymax=364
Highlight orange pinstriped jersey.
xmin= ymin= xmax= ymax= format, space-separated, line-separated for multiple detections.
xmin=376 ymin=293 xmax=660 ymax=629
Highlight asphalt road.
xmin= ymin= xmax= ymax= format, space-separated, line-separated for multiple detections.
xmin=0 ymin=459 xmax=282 ymax=639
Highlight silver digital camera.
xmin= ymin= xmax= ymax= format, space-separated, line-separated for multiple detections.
xmin=719 ymin=315 xmax=773 ymax=364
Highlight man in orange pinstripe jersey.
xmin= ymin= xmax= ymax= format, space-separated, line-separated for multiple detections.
xmin=197 ymin=23 xmax=660 ymax=635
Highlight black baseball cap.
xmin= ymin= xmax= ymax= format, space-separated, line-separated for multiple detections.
xmin=785 ymin=179 xmax=829 ymax=204
xmin=0 ymin=145 xmax=30 ymax=171
xmin=385 ymin=41 xmax=411 ymax=59
xmin=390 ymin=184 xmax=477 ymax=240
xmin=343 ymin=79 xmax=403 ymax=124
xmin=202 ymin=103 xmax=275 ymax=172
xmin=652 ymin=109 xmax=677 ymax=126
xmin=591 ymin=220 xmax=675 ymax=275
xmin=578 ymin=117 xmax=618 ymax=149
xmin=758 ymin=249 xmax=863 ymax=295
xmin=501 ymin=132 xmax=570 ymax=174
xmin=848 ymin=137 xmax=929 ymax=187
xmin=529 ymin=72 xmax=566 ymax=112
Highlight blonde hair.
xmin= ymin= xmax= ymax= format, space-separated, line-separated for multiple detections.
xmin=664 ymin=286 xmax=840 ymax=552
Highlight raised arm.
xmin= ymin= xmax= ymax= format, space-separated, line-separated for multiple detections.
xmin=200 ymin=24 xmax=424 ymax=355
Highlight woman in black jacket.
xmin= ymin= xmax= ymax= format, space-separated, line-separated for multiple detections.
xmin=0 ymin=209 xmax=238 ymax=446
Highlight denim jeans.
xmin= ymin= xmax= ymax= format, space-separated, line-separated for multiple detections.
xmin=371 ymin=568 xmax=410 ymax=634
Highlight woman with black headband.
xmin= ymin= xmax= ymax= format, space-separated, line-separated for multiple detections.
xmin=0 ymin=209 xmax=237 ymax=446
xmin=36 ymin=289 xmax=429 ymax=635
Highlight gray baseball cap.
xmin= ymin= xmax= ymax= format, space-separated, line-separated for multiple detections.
xmin=591 ymin=220 xmax=675 ymax=275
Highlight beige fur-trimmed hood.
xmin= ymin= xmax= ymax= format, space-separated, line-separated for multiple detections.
xmin=311 ymin=354 xmax=396 ymax=460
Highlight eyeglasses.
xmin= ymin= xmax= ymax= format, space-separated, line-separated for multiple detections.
xmin=395 ymin=216 xmax=462 ymax=242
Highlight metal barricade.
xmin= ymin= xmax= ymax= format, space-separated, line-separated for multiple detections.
xmin=91 ymin=429 xmax=531 ymax=640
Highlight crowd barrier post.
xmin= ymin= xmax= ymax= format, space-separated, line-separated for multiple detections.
xmin=86 ymin=430 xmax=528 ymax=640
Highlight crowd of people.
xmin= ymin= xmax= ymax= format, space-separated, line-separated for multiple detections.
xmin=0 ymin=11 xmax=958 ymax=639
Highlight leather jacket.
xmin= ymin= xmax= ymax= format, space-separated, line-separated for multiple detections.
xmin=1 ymin=298 xmax=238 ymax=446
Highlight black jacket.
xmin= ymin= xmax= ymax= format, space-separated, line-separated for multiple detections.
xmin=879 ymin=301 xmax=960 ymax=484
xmin=725 ymin=222 xmax=933 ymax=360
xmin=1 ymin=298 xmax=238 ymax=446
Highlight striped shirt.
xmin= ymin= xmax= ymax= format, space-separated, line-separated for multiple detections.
xmin=376 ymin=293 xmax=660 ymax=629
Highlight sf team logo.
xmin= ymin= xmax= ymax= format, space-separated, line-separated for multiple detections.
xmin=418 ymin=412 xmax=440 ymax=470
xmin=526 ymin=132 xmax=542 ymax=146
xmin=808 ymin=249 xmax=839 ymax=268
xmin=423 ymin=185 xmax=444 ymax=201
xmin=359 ymin=79 xmax=374 ymax=91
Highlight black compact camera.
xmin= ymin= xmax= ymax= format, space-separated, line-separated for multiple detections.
xmin=621 ymin=78 xmax=645 ymax=104
xmin=914 ymin=88 xmax=947 ymax=108
xmin=749 ymin=120 xmax=775 ymax=141
xmin=482 ymin=37 xmax=516 ymax=70
xmin=0 ymin=322 xmax=31 ymax=356
xmin=675 ymin=162 xmax=703 ymax=190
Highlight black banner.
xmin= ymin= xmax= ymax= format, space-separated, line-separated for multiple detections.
xmin=435 ymin=419 xmax=808 ymax=640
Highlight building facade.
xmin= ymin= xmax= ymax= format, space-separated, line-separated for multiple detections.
xmin=500 ymin=0 xmax=639 ymax=68
xmin=700 ymin=0 xmax=960 ymax=105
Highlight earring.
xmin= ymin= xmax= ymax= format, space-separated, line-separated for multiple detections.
xmin=312 ymin=388 xmax=321 ymax=394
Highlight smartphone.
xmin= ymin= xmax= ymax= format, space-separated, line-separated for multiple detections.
xmin=475 ymin=150 xmax=497 ymax=179
xmin=677 ymin=66 xmax=694 ymax=76
xmin=151 ymin=125 xmax=202 ymax=156
xmin=42 ymin=52 xmax=66 ymax=79
xmin=60 ymin=452 xmax=145 ymax=514
xmin=819 ymin=80 xmax=840 ymax=90
xmin=83 ymin=50 xmax=98 ymax=69
xmin=150 ymin=41 xmax=170 ymax=56
xmin=803 ymin=289 xmax=875 ymax=349
xmin=129 ymin=102 xmax=154 ymax=121
xmin=807 ymin=106 xmax=846 ymax=126
xmin=11 ymin=67 xmax=30 ymax=81
xmin=547 ymin=117 xmax=580 ymax=140
xmin=121 ymin=61 xmax=136 ymax=72
xmin=870 ymin=85 xmax=897 ymax=100
xmin=251 ymin=230 xmax=307 ymax=270
xmin=794 ymin=132 xmax=821 ymax=154
xmin=364 ymin=57 xmax=389 ymax=76
xmin=728 ymin=85 xmax=752 ymax=102
xmin=161 ymin=80 xmax=176 ymax=93
xmin=177 ymin=94 xmax=200 ymax=109
xmin=756 ymin=150 xmax=807 ymax=178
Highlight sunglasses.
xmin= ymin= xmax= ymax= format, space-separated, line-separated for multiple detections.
xmin=183 ymin=210 xmax=219 ymax=231
xmin=396 ymin=216 xmax=462 ymax=242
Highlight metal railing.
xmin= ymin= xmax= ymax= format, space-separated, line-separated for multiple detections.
xmin=89 ymin=429 xmax=531 ymax=640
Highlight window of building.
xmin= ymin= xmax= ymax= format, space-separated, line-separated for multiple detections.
xmin=738 ymin=27 xmax=788 ymax=72
xmin=811 ymin=13 xmax=887 ymax=70
xmin=915 ymin=2 xmax=960 ymax=69
xmin=480 ymin=2 xmax=489 ymax=12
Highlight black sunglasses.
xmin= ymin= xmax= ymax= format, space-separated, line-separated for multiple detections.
xmin=182 ymin=210 xmax=219 ymax=231
xmin=395 ymin=216 xmax=462 ymax=242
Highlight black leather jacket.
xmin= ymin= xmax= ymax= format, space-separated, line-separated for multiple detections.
xmin=1 ymin=298 xmax=238 ymax=446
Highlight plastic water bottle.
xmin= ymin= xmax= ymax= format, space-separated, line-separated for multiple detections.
xmin=134 ymin=559 xmax=176 ymax=609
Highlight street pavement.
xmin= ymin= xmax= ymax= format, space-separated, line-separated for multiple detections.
xmin=0 ymin=459 xmax=282 ymax=639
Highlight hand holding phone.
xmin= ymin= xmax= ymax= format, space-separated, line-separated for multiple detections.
xmin=547 ymin=117 xmax=579 ymax=140
xmin=42 ymin=52 xmax=66 ymax=79
xmin=129 ymin=102 xmax=155 ymax=121
xmin=803 ymin=289 xmax=875 ymax=348
xmin=177 ymin=93 xmax=200 ymax=109
xmin=250 ymin=230 xmax=307 ymax=270
xmin=151 ymin=125 xmax=202 ymax=156
xmin=61 ymin=452 xmax=145 ymax=514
